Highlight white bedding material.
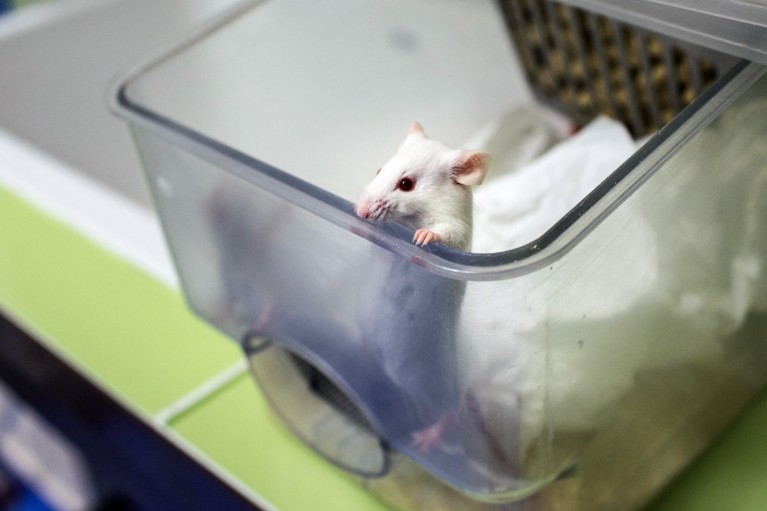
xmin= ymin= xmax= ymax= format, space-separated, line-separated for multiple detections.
xmin=462 ymin=116 xmax=660 ymax=444
xmin=464 ymin=91 xmax=767 ymax=454
xmin=473 ymin=116 xmax=639 ymax=253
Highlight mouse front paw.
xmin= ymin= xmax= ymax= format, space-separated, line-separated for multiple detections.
xmin=413 ymin=228 xmax=441 ymax=247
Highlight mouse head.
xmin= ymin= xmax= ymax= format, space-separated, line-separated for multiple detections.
xmin=355 ymin=122 xmax=490 ymax=224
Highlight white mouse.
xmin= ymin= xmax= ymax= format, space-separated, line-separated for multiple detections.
xmin=354 ymin=122 xmax=496 ymax=455
xmin=355 ymin=122 xmax=490 ymax=251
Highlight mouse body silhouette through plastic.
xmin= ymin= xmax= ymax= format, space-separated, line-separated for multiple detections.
xmin=355 ymin=123 xmax=491 ymax=453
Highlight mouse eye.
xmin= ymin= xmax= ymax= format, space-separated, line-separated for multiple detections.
xmin=397 ymin=177 xmax=415 ymax=192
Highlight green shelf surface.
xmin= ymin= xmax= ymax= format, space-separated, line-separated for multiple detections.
xmin=0 ymin=185 xmax=241 ymax=416
xmin=649 ymin=391 xmax=767 ymax=511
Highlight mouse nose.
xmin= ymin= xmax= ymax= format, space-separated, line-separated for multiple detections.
xmin=355 ymin=195 xmax=371 ymax=219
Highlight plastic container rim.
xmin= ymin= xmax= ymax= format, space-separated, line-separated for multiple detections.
xmin=108 ymin=0 xmax=765 ymax=281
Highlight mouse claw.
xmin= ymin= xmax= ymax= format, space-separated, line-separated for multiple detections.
xmin=411 ymin=411 xmax=460 ymax=452
xmin=412 ymin=423 xmax=444 ymax=452
xmin=413 ymin=228 xmax=439 ymax=247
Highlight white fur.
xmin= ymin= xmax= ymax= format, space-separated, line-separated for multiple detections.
xmin=355 ymin=123 xmax=488 ymax=251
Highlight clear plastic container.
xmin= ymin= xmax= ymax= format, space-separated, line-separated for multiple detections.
xmin=112 ymin=1 xmax=767 ymax=509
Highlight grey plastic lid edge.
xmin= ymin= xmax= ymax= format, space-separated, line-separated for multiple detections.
xmin=559 ymin=0 xmax=767 ymax=65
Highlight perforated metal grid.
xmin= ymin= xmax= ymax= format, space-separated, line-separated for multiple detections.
xmin=498 ymin=0 xmax=738 ymax=136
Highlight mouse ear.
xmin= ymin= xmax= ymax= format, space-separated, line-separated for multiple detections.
xmin=408 ymin=121 xmax=426 ymax=138
xmin=452 ymin=150 xmax=490 ymax=186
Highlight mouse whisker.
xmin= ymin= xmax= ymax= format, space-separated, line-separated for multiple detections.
xmin=369 ymin=199 xmax=389 ymax=221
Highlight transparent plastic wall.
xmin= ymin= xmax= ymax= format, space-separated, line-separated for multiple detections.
xmin=126 ymin=65 xmax=767 ymax=510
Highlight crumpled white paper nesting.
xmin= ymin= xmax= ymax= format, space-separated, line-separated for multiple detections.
xmin=462 ymin=97 xmax=767 ymax=454
xmin=472 ymin=115 xmax=639 ymax=253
